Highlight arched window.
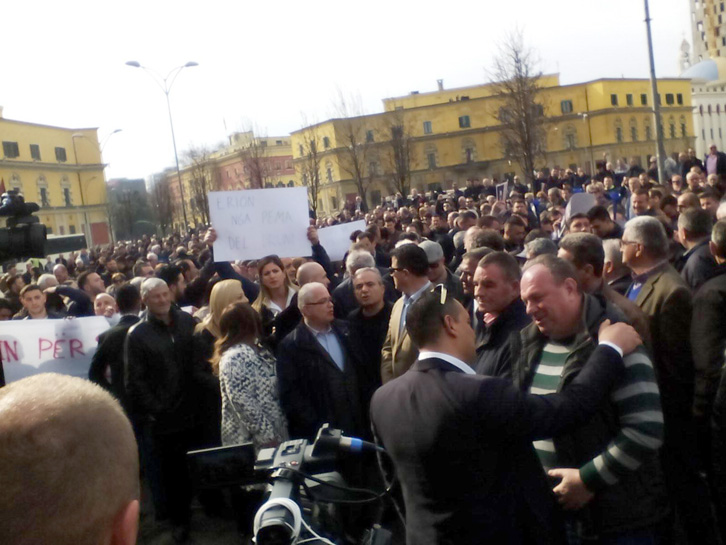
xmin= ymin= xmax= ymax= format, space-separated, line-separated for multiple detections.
xmin=9 ymin=173 xmax=22 ymax=194
xmin=61 ymin=176 xmax=72 ymax=207
xmin=37 ymin=175 xmax=50 ymax=207
xmin=644 ymin=120 xmax=652 ymax=141
xmin=629 ymin=118 xmax=638 ymax=142
xmin=563 ymin=125 xmax=577 ymax=149
xmin=424 ymin=144 xmax=439 ymax=169
xmin=614 ymin=118 xmax=623 ymax=143
xmin=461 ymin=138 xmax=477 ymax=163
xmin=680 ymin=115 xmax=688 ymax=137
xmin=668 ymin=116 xmax=676 ymax=139
xmin=325 ymin=161 xmax=334 ymax=183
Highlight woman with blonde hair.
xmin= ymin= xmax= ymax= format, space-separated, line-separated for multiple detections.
xmin=251 ymin=255 xmax=297 ymax=342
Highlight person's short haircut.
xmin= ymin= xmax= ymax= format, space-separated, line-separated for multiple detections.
xmin=712 ymin=220 xmax=726 ymax=258
xmin=700 ymin=188 xmax=721 ymax=201
xmin=353 ymin=267 xmax=383 ymax=283
xmin=661 ymin=194 xmax=678 ymax=208
xmin=132 ymin=260 xmax=151 ymax=277
xmin=478 ymin=251 xmax=521 ymax=282
xmin=76 ymin=270 xmax=93 ymax=291
xmin=623 ymin=216 xmax=669 ymax=259
xmin=504 ymin=215 xmax=527 ymax=229
xmin=460 ymin=210 xmax=478 ymax=222
xmin=633 ymin=188 xmax=650 ymax=197
xmin=0 ymin=298 xmax=12 ymax=312
xmin=298 ymin=281 xmax=327 ymax=307
xmin=356 ymin=231 xmax=374 ymax=243
xmin=37 ymin=273 xmax=57 ymax=291
xmin=140 ymin=277 xmax=168 ymax=299
xmin=523 ymin=254 xmax=581 ymax=291
xmin=526 ymin=237 xmax=558 ymax=258
xmin=478 ymin=215 xmax=500 ymax=229
xmin=469 ymin=228 xmax=505 ymax=251
xmin=174 ymin=258 xmax=195 ymax=275
xmin=587 ymin=205 xmax=611 ymax=223
xmin=405 ymin=286 xmax=461 ymax=348
xmin=678 ymin=207 xmax=713 ymax=238
xmin=559 ymin=233 xmax=606 ymax=277
xmin=0 ymin=373 xmax=138 ymax=545
xmin=462 ymin=247 xmax=493 ymax=264
xmin=390 ymin=244 xmax=429 ymax=277
xmin=19 ymin=284 xmax=42 ymax=298
xmin=115 ymin=283 xmax=141 ymax=314
xmin=602 ymin=239 xmax=623 ymax=269
xmin=156 ymin=264 xmax=183 ymax=287
xmin=346 ymin=249 xmax=376 ymax=276
xmin=679 ymin=192 xmax=701 ymax=209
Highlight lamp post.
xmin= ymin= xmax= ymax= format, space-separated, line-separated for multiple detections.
xmin=125 ymin=61 xmax=198 ymax=228
xmin=71 ymin=130 xmax=121 ymax=246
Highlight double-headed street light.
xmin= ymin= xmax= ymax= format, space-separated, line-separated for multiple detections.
xmin=125 ymin=60 xmax=198 ymax=228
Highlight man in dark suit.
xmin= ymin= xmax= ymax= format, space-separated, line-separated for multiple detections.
xmin=89 ymin=284 xmax=141 ymax=409
xmin=623 ymin=215 xmax=720 ymax=543
xmin=371 ymin=286 xmax=642 ymax=544
xmin=277 ymin=282 xmax=366 ymax=441
xmin=675 ymin=207 xmax=718 ymax=291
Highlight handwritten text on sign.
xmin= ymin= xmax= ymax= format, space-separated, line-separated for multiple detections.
xmin=208 ymin=187 xmax=311 ymax=261
xmin=0 ymin=316 xmax=110 ymax=383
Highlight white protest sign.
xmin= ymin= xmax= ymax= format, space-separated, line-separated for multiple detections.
xmin=317 ymin=220 xmax=366 ymax=261
xmin=208 ymin=187 xmax=311 ymax=261
xmin=0 ymin=316 xmax=111 ymax=383
xmin=496 ymin=182 xmax=509 ymax=202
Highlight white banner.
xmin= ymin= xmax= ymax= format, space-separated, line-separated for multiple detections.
xmin=208 ymin=187 xmax=311 ymax=261
xmin=0 ymin=316 xmax=110 ymax=383
xmin=317 ymin=220 xmax=366 ymax=261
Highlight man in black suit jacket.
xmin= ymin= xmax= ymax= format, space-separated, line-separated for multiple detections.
xmin=370 ymin=287 xmax=642 ymax=544
xmin=277 ymin=282 xmax=366 ymax=441
xmin=88 ymin=284 xmax=141 ymax=409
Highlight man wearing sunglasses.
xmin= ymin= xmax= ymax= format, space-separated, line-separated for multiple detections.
xmin=371 ymin=284 xmax=642 ymax=544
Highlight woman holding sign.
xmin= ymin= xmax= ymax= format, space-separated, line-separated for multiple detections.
xmin=252 ymin=255 xmax=298 ymax=345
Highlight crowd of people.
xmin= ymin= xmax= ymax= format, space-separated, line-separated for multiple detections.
xmin=3 ymin=145 xmax=726 ymax=545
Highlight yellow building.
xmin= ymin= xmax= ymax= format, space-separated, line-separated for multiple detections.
xmin=0 ymin=107 xmax=110 ymax=245
xmin=292 ymin=75 xmax=695 ymax=216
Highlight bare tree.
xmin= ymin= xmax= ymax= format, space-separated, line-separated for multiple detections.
xmin=182 ymin=144 xmax=219 ymax=226
xmin=382 ymin=108 xmax=415 ymax=197
xmin=235 ymin=125 xmax=272 ymax=189
xmin=149 ymin=175 xmax=175 ymax=235
xmin=298 ymin=117 xmax=323 ymax=216
xmin=490 ymin=31 xmax=547 ymax=187
xmin=332 ymin=89 xmax=372 ymax=206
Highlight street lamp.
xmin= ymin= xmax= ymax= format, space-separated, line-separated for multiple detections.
xmin=125 ymin=60 xmax=198 ymax=228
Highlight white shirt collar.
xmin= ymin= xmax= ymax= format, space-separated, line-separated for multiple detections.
xmin=268 ymin=287 xmax=296 ymax=314
xmin=418 ymin=350 xmax=476 ymax=375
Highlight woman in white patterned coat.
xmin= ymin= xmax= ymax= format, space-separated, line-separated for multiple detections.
xmin=211 ymin=302 xmax=288 ymax=451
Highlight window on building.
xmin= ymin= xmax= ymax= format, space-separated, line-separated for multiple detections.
xmin=616 ymin=126 xmax=623 ymax=143
xmin=458 ymin=115 xmax=471 ymax=128
xmin=423 ymin=121 xmax=432 ymax=134
xmin=323 ymin=136 xmax=330 ymax=149
xmin=59 ymin=226 xmax=65 ymax=235
xmin=369 ymin=161 xmax=378 ymax=176
xmin=29 ymin=144 xmax=41 ymax=160
xmin=534 ymin=104 xmax=545 ymax=116
xmin=565 ymin=133 xmax=576 ymax=149
xmin=465 ymin=148 xmax=473 ymax=163
xmin=561 ymin=100 xmax=573 ymax=114
xmin=682 ymin=122 xmax=688 ymax=137
xmin=326 ymin=167 xmax=333 ymax=183
xmin=665 ymin=93 xmax=675 ymax=105
xmin=299 ymin=144 xmax=304 ymax=156
xmin=641 ymin=94 xmax=648 ymax=106
xmin=55 ymin=147 xmax=67 ymax=162
xmin=677 ymin=93 xmax=683 ymax=105
xmin=366 ymin=130 xmax=374 ymax=143
xmin=645 ymin=124 xmax=652 ymax=140
xmin=626 ymin=94 xmax=634 ymax=106
xmin=40 ymin=187 xmax=50 ymax=207
xmin=427 ymin=153 xmax=437 ymax=169
xmin=63 ymin=187 xmax=72 ymax=207
xmin=69 ymin=225 xmax=76 ymax=234
xmin=2 ymin=141 xmax=19 ymax=158
xmin=611 ymin=94 xmax=618 ymax=106
xmin=331 ymin=196 xmax=338 ymax=210
xmin=631 ymin=125 xmax=638 ymax=141
xmin=667 ymin=123 xmax=674 ymax=138
xmin=712 ymin=128 xmax=715 ymax=139
xmin=276 ymin=140 xmax=283 ymax=145
xmin=371 ymin=190 xmax=382 ymax=206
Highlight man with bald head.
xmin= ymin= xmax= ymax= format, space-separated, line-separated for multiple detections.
xmin=296 ymin=261 xmax=330 ymax=288
xmin=0 ymin=373 xmax=139 ymax=545
xmin=53 ymin=263 xmax=76 ymax=288
xmin=276 ymin=281 xmax=366 ymax=441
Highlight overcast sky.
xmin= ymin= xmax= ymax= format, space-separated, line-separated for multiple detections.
xmin=1 ymin=0 xmax=692 ymax=181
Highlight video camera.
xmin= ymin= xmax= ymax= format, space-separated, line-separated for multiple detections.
xmin=0 ymin=190 xmax=88 ymax=262
xmin=188 ymin=425 xmax=392 ymax=545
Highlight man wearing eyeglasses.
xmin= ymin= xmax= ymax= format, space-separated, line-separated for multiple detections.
xmin=381 ymin=244 xmax=431 ymax=384
xmin=276 ymin=281 xmax=366 ymax=442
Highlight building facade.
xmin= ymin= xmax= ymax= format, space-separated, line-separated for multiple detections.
xmin=690 ymin=0 xmax=726 ymax=63
xmin=0 ymin=107 xmax=110 ymax=245
xmin=292 ymin=76 xmax=695 ymax=216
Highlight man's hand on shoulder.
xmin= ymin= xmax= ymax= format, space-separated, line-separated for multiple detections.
xmin=549 ymin=468 xmax=594 ymax=511
xmin=598 ymin=319 xmax=642 ymax=356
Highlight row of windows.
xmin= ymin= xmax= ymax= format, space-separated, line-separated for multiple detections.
xmin=610 ymin=93 xmax=683 ymax=107
xmin=614 ymin=118 xmax=687 ymax=143
xmin=697 ymin=104 xmax=726 ymax=115
xmin=1 ymin=141 xmax=67 ymax=162
xmin=4 ymin=175 xmax=75 ymax=207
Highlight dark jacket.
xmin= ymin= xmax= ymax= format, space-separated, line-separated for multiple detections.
xmin=276 ymin=320 xmax=366 ymax=441
xmin=55 ymin=285 xmax=94 ymax=317
xmin=124 ymin=307 xmax=213 ymax=433
xmin=508 ymin=294 xmax=668 ymax=536
xmin=704 ymin=151 xmax=726 ymax=176
xmin=89 ymin=314 xmax=140 ymax=407
xmin=692 ymin=264 xmax=726 ymax=419
xmin=371 ymin=348 xmax=626 ymax=545
xmin=675 ymin=239 xmax=719 ymax=292
xmin=332 ymin=276 xmax=398 ymax=319
xmin=608 ymin=273 xmax=632 ymax=296
xmin=474 ymin=298 xmax=530 ymax=378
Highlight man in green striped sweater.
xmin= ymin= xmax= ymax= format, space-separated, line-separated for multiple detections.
xmin=509 ymin=254 xmax=669 ymax=543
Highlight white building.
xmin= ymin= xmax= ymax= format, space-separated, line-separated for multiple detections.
xmin=681 ymin=56 xmax=726 ymax=158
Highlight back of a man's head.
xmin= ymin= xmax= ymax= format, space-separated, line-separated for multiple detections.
xmin=678 ymin=207 xmax=713 ymax=240
xmin=391 ymin=244 xmax=429 ymax=278
xmin=116 ymin=283 xmax=142 ymax=315
xmin=0 ymin=374 xmax=139 ymax=545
